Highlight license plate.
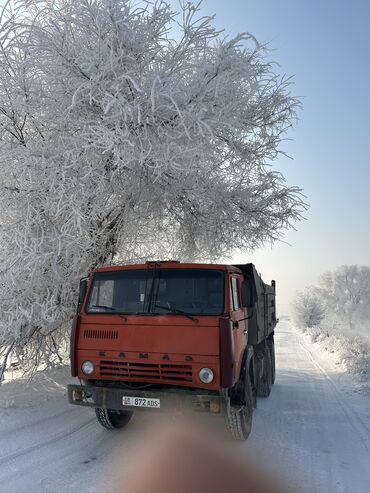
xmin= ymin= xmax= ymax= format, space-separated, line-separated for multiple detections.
xmin=122 ymin=396 xmax=160 ymax=408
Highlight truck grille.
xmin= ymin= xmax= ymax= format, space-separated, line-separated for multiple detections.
xmin=99 ymin=360 xmax=193 ymax=382
xmin=83 ymin=329 xmax=118 ymax=340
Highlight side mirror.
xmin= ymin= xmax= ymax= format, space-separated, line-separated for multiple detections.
xmin=77 ymin=278 xmax=88 ymax=312
xmin=241 ymin=279 xmax=254 ymax=308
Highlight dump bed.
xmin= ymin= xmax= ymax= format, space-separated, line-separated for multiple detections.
xmin=235 ymin=263 xmax=277 ymax=345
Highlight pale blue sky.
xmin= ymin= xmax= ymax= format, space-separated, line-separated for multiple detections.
xmin=184 ymin=0 xmax=370 ymax=311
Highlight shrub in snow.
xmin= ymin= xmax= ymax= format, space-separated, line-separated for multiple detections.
xmin=292 ymin=288 xmax=326 ymax=328
xmin=0 ymin=0 xmax=304 ymax=369
xmin=302 ymin=324 xmax=370 ymax=383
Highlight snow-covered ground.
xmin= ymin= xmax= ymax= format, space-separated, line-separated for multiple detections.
xmin=0 ymin=321 xmax=369 ymax=493
xmin=299 ymin=324 xmax=370 ymax=386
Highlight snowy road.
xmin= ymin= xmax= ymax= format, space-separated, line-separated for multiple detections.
xmin=0 ymin=322 xmax=369 ymax=493
xmin=249 ymin=323 xmax=370 ymax=493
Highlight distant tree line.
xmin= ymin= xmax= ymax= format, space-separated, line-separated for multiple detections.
xmin=293 ymin=265 xmax=370 ymax=330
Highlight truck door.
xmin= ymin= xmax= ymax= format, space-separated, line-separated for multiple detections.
xmin=230 ymin=274 xmax=248 ymax=381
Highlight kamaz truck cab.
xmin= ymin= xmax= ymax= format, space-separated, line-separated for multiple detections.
xmin=68 ymin=261 xmax=277 ymax=440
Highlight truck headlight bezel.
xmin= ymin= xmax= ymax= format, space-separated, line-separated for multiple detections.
xmin=199 ymin=367 xmax=214 ymax=384
xmin=81 ymin=360 xmax=95 ymax=375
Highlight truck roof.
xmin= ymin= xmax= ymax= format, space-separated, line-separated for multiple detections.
xmin=94 ymin=261 xmax=242 ymax=273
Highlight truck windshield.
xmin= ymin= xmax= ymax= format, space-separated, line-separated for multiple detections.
xmin=86 ymin=269 xmax=224 ymax=316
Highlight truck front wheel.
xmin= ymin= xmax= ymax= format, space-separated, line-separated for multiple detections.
xmin=225 ymin=370 xmax=253 ymax=441
xmin=95 ymin=408 xmax=133 ymax=430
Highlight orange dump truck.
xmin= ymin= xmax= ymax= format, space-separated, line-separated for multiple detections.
xmin=68 ymin=261 xmax=277 ymax=440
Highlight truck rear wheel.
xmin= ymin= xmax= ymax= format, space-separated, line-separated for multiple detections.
xmin=267 ymin=339 xmax=276 ymax=384
xmin=257 ymin=346 xmax=272 ymax=397
xmin=95 ymin=408 xmax=133 ymax=430
xmin=225 ymin=370 xmax=253 ymax=441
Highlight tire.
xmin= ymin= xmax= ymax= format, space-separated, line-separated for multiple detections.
xmin=95 ymin=408 xmax=133 ymax=430
xmin=267 ymin=339 xmax=276 ymax=385
xmin=257 ymin=346 xmax=272 ymax=397
xmin=225 ymin=369 xmax=253 ymax=441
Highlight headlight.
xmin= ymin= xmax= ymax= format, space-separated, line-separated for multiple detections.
xmin=199 ymin=367 xmax=214 ymax=384
xmin=81 ymin=360 xmax=94 ymax=375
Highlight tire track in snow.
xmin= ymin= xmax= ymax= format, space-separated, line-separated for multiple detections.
xmin=0 ymin=417 xmax=95 ymax=466
xmin=298 ymin=335 xmax=370 ymax=453
xmin=0 ymin=408 xmax=79 ymax=438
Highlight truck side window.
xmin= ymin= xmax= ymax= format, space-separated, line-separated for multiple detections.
xmin=90 ymin=280 xmax=114 ymax=308
xmin=230 ymin=277 xmax=240 ymax=311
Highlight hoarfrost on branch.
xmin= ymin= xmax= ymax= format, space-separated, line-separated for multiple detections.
xmin=0 ymin=0 xmax=304 ymax=365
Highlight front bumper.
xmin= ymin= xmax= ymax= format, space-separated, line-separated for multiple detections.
xmin=67 ymin=384 xmax=227 ymax=415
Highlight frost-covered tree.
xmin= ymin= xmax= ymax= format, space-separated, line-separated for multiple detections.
xmin=292 ymin=288 xmax=326 ymax=328
xmin=0 ymin=0 xmax=304 ymax=368
xmin=317 ymin=265 xmax=370 ymax=329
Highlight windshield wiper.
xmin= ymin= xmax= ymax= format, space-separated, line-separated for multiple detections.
xmin=153 ymin=304 xmax=199 ymax=323
xmin=90 ymin=305 xmax=117 ymax=311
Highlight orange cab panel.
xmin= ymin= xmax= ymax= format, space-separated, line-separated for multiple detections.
xmin=77 ymin=315 xmax=220 ymax=355
xmin=76 ymin=315 xmax=221 ymax=390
